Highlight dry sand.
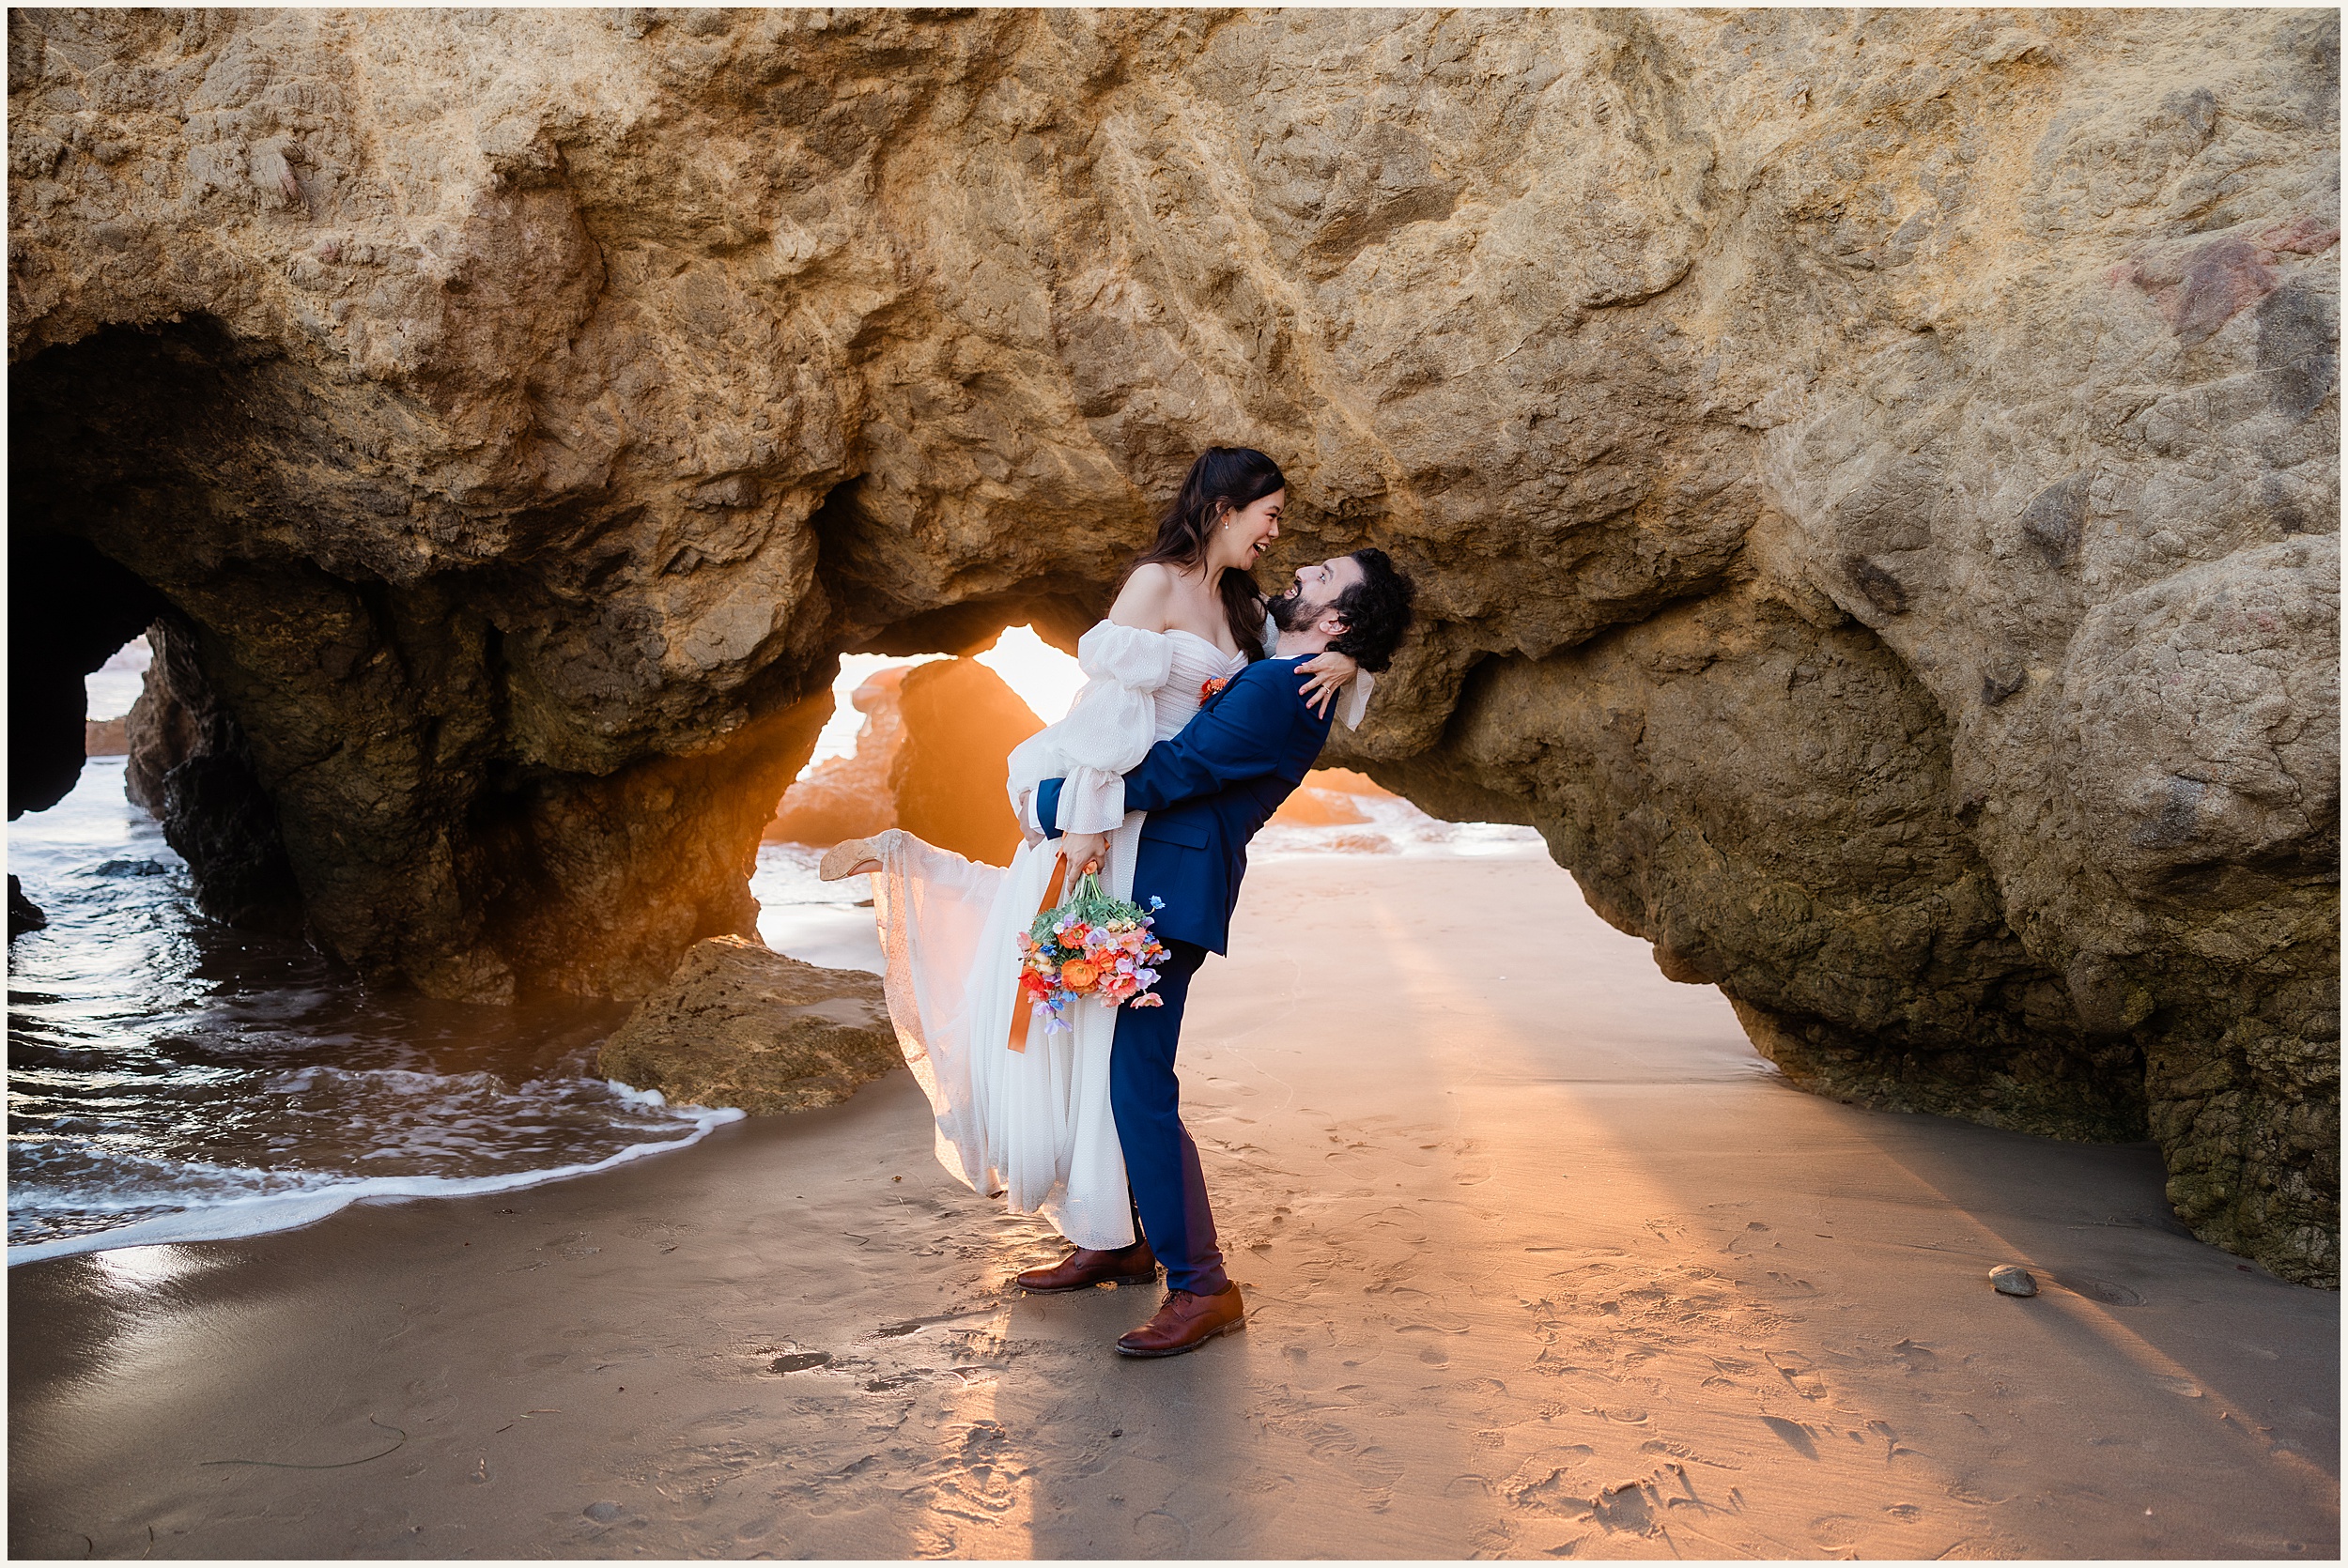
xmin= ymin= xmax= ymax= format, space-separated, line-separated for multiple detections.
xmin=9 ymin=848 xmax=2337 ymax=1559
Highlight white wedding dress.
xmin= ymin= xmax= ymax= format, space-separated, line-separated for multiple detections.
xmin=866 ymin=618 xmax=1368 ymax=1248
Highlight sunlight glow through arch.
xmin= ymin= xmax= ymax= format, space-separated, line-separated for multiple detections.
xmin=804 ymin=625 xmax=1085 ymax=770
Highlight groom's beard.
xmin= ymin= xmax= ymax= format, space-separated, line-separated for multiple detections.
xmin=1267 ymin=587 xmax=1320 ymax=632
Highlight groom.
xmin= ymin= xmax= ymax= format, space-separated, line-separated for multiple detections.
xmin=1022 ymin=547 xmax=1415 ymax=1357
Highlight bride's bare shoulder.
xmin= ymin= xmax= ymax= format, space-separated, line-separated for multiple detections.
xmin=1105 ymin=563 xmax=1174 ymax=631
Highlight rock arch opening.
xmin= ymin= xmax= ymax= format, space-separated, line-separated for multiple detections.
xmin=10 ymin=315 xmax=842 ymax=1001
xmin=763 ymin=626 xmax=1085 ymax=866
xmin=8 ymin=529 xmax=169 ymax=820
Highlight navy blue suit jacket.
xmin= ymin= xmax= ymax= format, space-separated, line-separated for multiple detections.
xmin=1037 ymin=654 xmax=1334 ymax=955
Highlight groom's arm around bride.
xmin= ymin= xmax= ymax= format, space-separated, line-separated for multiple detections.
xmin=1038 ymin=546 xmax=1417 ymax=955
xmin=1036 ymin=653 xmax=1330 ymax=954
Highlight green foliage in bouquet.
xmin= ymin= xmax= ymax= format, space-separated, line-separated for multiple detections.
xmin=1014 ymin=869 xmax=1171 ymax=1030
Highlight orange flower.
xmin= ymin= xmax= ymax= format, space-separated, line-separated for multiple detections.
xmin=1059 ymin=958 xmax=1100 ymax=992
xmin=1200 ymin=676 xmax=1229 ymax=702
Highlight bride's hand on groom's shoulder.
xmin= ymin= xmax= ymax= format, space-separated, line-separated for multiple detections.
xmin=1294 ymin=651 xmax=1358 ymax=718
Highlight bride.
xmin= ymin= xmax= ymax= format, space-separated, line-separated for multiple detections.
xmin=819 ymin=447 xmax=1368 ymax=1250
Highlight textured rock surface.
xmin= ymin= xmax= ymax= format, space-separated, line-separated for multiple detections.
xmin=123 ymin=615 xmax=306 ymax=933
xmin=595 ymin=935 xmax=898 ymax=1116
xmin=766 ymin=665 xmax=906 ymax=846
xmin=6 ymin=9 xmax=2335 ymax=1278
xmin=765 ymin=657 xmax=1045 ymax=858
xmin=8 ymin=874 xmax=47 ymax=938
xmin=888 ymin=658 xmax=1043 ymax=865
xmin=82 ymin=716 xmax=128 ymax=757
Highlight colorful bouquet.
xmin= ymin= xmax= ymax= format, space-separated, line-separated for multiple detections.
xmin=1014 ymin=869 xmax=1170 ymax=1034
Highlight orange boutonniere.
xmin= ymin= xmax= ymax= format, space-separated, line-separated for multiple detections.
xmin=1200 ymin=676 xmax=1230 ymax=702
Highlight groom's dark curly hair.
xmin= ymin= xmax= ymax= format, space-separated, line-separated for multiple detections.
xmin=1327 ymin=548 xmax=1415 ymax=673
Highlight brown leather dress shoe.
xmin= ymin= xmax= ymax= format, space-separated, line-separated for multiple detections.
xmin=1114 ymin=1284 xmax=1246 ymax=1358
xmin=1015 ymin=1240 xmax=1160 ymax=1294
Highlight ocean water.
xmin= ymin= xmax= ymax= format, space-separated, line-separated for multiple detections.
xmin=752 ymin=840 xmax=888 ymax=973
xmin=1250 ymin=787 xmax=1547 ymax=862
xmin=7 ymin=758 xmax=744 ymax=1265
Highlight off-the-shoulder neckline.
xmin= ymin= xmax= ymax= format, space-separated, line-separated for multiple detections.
xmin=1164 ymin=625 xmax=1247 ymax=666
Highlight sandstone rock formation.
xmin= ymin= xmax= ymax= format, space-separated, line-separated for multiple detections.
xmin=82 ymin=716 xmax=128 ymax=757
xmin=765 ymin=655 xmax=1043 ymax=862
xmin=888 ymin=658 xmax=1043 ymax=865
xmin=123 ymin=615 xmax=306 ymax=932
xmin=765 ymin=666 xmax=906 ymax=846
xmin=7 ymin=9 xmax=2335 ymax=1279
xmin=595 ymin=934 xmax=898 ymax=1116
xmin=1271 ymin=766 xmax=1394 ymax=827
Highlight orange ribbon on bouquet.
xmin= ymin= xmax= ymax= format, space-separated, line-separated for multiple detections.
xmin=1007 ymin=852 xmax=1096 ymax=1053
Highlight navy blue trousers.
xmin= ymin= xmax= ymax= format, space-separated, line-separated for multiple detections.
xmin=1109 ymin=939 xmax=1229 ymax=1297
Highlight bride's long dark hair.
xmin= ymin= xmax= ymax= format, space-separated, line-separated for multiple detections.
xmin=1127 ymin=446 xmax=1285 ymax=662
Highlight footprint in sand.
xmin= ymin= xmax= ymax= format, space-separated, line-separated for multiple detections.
xmin=1765 ymin=1348 xmax=1829 ymax=1400
xmin=1892 ymin=1338 xmax=1939 ymax=1374
xmin=2052 ymin=1272 xmax=2147 ymax=1307
xmin=1587 ymin=1480 xmax=1660 ymax=1534
xmin=1133 ymin=1509 xmax=1190 ymax=1553
xmin=1809 ymin=1513 xmax=1868 ymax=1550
xmin=1641 ymin=1437 xmax=1742 ymax=1473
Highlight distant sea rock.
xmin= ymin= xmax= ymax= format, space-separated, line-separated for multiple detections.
xmin=767 ymin=658 xmax=1043 ymax=865
xmin=8 ymin=875 xmax=47 ymax=938
xmin=82 ymin=716 xmax=128 ymax=757
xmin=765 ymin=668 xmax=907 ymax=848
xmin=596 ymin=936 xmax=899 ymax=1117
xmin=1271 ymin=767 xmax=1397 ymax=827
xmin=890 ymin=660 xmax=1044 ymax=867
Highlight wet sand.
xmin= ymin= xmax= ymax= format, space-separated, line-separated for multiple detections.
xmin=9 ymin=849 xmax=2337 ymax=1559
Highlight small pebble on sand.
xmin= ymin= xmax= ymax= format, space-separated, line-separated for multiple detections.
xmin=1989 ymin=1264 xmax=2038 ymax=1297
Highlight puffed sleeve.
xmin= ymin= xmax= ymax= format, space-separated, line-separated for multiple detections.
xmin=1004 ymin=622 xmax=1176 ymax=838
